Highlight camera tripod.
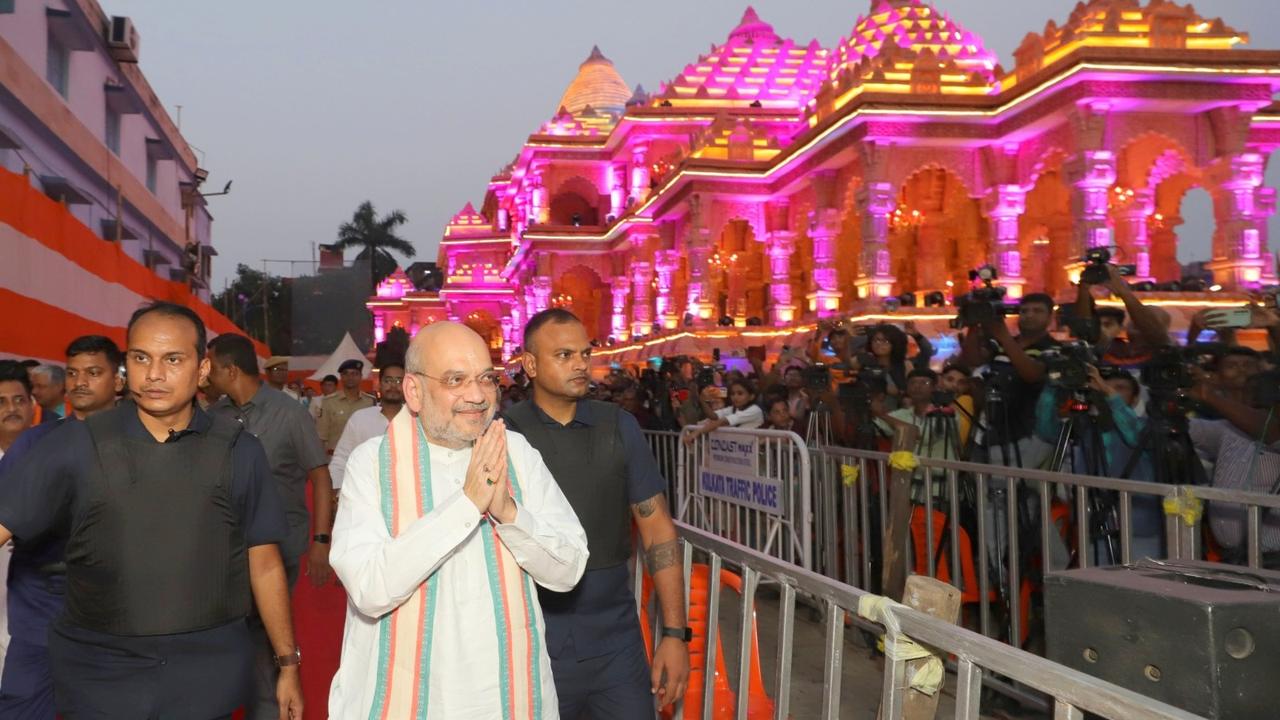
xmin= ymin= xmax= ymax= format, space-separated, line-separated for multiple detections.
xmin=1047 ymin=387 xmax=1123 ymax=566
xmin=1118 ymin=389 xmax=1206 ymax=487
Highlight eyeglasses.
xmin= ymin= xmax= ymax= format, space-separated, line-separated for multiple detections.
xmin=380 ymin=376 xmax=405 ymax=386
xmin=412 ymin=370 xmax=501 ymax=395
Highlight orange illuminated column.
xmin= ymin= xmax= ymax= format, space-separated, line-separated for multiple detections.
xmin=630 ymin=261 xmax=654 ymax=337
xmin=1207 ymin=154 xmax=1276 ymax=289
xmin=655 ymin=250 xmax=680 ymax=330
xmin=986 ymin=184 xmax=1028 ymax=299
xmin=855 ymin=182 xmax=897 ymax=300
xmin=766 ymin=231 xmax=797 ymax=326
xmin=609 ymin=276 xmax=630 ymax=340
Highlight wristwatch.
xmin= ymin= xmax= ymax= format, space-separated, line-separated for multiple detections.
xmin=661 ymin=626 xmax=693 ymax=642
xmin=312 ymin=534 xmax=331 ymax=544
xmin=274 ymin=647 xmax=302 ymax=668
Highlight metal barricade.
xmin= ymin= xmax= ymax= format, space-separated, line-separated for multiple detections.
xmin=637 ymin=522 xmax=1204 ymax=720
xmin=666 ymin=427 xmax=813 ymax=571
xmin=1176 ymin=484 xmax=1280 ymax=569
xmin=815 ymin=446 xmax=1182 ymax=647
xmin=644 ymin=429 xmax=684 ymax=500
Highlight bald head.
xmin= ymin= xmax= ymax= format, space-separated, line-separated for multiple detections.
xmin=404 ymin=321 xmax=499 ymax=449
xmin=407 ymin=322 xmax=490 ymax=375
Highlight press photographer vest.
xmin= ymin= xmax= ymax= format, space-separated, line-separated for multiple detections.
xmin=504 ymin=399 xmax=632 ymax=570
xmin=65 ymin=405 xmax=252 ymax=636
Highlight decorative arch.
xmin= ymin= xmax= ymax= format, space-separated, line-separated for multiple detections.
xmin=461 ymin=308 xmax=504 ymax=357
xmin=890 ymin=165 xmax=988 ymax=294
xmin=549 ymin=175 xmax=602 ymax=225
xmin=1116 ymin=131 xmax=1207 ymax=282
xmin=1020 ymin=153 xmax=1073 ymax=296
xmin=554 ymin=265 xmax=610 ymax=341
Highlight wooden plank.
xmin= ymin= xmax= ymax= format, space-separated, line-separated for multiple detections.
xmin=881 ymin=424 xmax=920 ymax=602
xmin=876 ymin=575 xmax=962 ymax=720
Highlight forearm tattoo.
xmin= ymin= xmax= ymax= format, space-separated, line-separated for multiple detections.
xmin=645 ymin=539 xmax=681 ymax=575
xmin=633 ymin=493 xmax=664 ymax=519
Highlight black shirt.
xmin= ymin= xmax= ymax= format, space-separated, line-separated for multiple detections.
xmin=0 ymin=403 xmax=287 ymax=713
xmin=515 ymin=401 xmax=667 ymax=659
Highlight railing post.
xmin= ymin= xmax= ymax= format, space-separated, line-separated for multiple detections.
xmin=820 ymin=599 xmax=845 ymax=720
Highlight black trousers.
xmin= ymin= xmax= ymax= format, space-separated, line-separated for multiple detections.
xmin=48 ymin=620 xmax=252 ymax=720
xmin=552 ymin=635 xmax=656 ymax=720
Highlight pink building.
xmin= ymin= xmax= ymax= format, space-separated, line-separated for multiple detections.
xmin=372 ymin=1 xmax=1280 ymax=362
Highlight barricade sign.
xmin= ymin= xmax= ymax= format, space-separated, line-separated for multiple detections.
xmin=698 ymin=467 xmax=783 ymax=516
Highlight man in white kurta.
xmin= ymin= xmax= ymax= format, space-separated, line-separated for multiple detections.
xmin=328 ymin=323 xmax=588 ymax=719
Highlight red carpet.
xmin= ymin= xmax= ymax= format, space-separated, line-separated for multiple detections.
xmin=234 ymin=482 xmax=348 ymax=719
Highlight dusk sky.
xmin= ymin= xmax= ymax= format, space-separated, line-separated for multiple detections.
xmin=104 ymin=0 xmax=1280 ymax=290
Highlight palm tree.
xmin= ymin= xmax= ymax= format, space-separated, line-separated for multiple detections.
xmin=333 ymin=200 xmax=414 ymax=290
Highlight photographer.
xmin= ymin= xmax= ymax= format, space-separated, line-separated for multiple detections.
xmin=878 ymin=369 xmax=964 ymax=500
xmin=1186 ymin=368 xmax=1280 ymax=565
xmin=1033 ymin=364 xmax=1163 ymax=561
xmin=939 ymin=362 xmax=977 ymax=451
xmin=1073 ymin=262 xmax=1174 ymax=359
xmin=862 ymin=322 xmax=935 ymax=409
xmin=960 ymin=293 xmax=1060 ymax=467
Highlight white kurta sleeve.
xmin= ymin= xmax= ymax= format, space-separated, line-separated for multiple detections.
xmin=328 ymin=412 xmax=363 ymax=490
xmin=331 ymin=439 xmax=485 ymax=618
xmin=492 ymin=432 xmax=589 ymax=593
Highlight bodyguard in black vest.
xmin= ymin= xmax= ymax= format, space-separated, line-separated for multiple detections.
xmin=0 ymin=302 xmax=302 ymax=719
xmin=505 ymin=309 xmax=689 ymax=718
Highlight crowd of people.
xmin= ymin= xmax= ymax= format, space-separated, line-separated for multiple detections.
xmin=505 ymin=265 xmax=1280 ymax=571
xmin=0 ymin=302 xmax=689 ymax=719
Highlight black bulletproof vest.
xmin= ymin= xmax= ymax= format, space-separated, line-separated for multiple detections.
xmin=65 ymin=405 xmax=252 ymax=636
xmin=504 ymin=399 xmax=631 ymax=570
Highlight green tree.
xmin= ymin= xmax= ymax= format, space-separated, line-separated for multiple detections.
xmin=333 ymin=201 xmax=414 ymax=290
xmin=211 ymin=264 xmax=292 ymax=353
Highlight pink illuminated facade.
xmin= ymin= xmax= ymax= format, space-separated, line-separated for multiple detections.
xmin=371 ymin=0 xmax=1280 ymax=361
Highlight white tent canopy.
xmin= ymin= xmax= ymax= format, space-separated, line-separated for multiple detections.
xmin=308 ymin=332 xmax=371 ymax=380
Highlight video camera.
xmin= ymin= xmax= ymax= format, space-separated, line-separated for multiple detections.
xmin=951 ymin=265 xmax=1010 ymax=329
xmin=802 ymin=363 xmax=831 ymax=392
xmin=1044 ymin=342 xmax=1098 ymax=392
xmin=837 ymin=355 xmax=888 ymax=411
xmin=1080 ymin=247 xmax=1136 ymax=286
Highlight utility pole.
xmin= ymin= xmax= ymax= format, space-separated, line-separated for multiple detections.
xmin=261 ymin=260 xmax=270 ymax=348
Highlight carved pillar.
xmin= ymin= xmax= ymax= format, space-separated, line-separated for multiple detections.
xmin=529 ymin=162 xmax=550 ymax=226
xmin=630 ymin=262 xmax=654 ymax=337
xmin=630 ymin=142 xmax=651 ymax=204
xmin=986 ymin=184 xmax=1028 ymax=298
xmin=1114 ymin=189 xmax=1156 ymax=283
xmin=1066 ymin=150 xmax=1116 ymax=255
xmin=1206 ymin=153 xmax=1273 ymax=288
xmin=855 ymin=181 xmax=897 ymax=299
xmin=609 ymin=276 xmax=630 ymax=340
xmin=655 ymin=250 xmax=680 ymax=330
xmin=766 ymin=231 xmax=797 ymax=325
xmin=685 ymin=195 xmax=715 ymax=324
xmin=500 ymin=316 xmax=514 ymax=362
xmin=608 ymin=163 xmax=627 ymax=220
xmin=807 ymin=207 xmax=843 ymax=316
xmin=531 ymin=276 xmax=552 ymax=313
